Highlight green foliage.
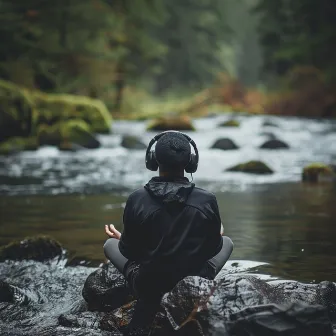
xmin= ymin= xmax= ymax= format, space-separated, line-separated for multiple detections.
xmin=255 ymin=0 xmax=336 ymax=84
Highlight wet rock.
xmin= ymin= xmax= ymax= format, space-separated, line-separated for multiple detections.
xmin=121 ymin=135 xmax=147 ymax=150
xmin=259 ymin=131 xmax=277 ymax=140
xmin=262 ymin=120 xmax=279 ymax=128
xmin=82 ymin=262 xmax=133 ymax=311
xmin=211 ymin=138 xmax=239 ymax=150
xmin=219 ymin=119 xmax=240 ymax=127
xmin=0 ymin=235 xmax=63 ymax=262
xmin=0 ymin=137 xmax=38 ymax=155
xmin=147 ymin=116 xmax=195 ymax=131
xmin=226 ymin=160 xmax=274 ymax=175
xmin=260 ymin=139 xmax=289 ymax=149
xmin=228 ymin=302 xmax=333 ymax=336
xmin=302 ymin=163 xmax=335 ymax=183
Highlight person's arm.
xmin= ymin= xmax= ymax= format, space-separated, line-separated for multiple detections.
xmin=208 ymin=195 xmax=224 ymax=253
xmin=118 ymin=196 xmax=143 ymax=262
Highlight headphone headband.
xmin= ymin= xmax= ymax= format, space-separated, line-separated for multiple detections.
xmin=145 ymin=130 xmax=199 ymax=171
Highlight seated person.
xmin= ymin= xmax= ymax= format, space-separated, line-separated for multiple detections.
xmin=103 ymin=131 xmax=233 ymax=334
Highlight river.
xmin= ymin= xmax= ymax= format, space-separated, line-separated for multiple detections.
xmin=1 ymin=114 xmax=336 ymax=283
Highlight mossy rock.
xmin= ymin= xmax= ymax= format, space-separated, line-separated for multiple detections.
xmin=260 ymin=139 xmax=289 ymax=149
xmin=60 ymin=119 xmax=100 ymax=149
xmin=0 ymin=235 xmax=63 ymax=262
xmin=37 ymin=120 xmax=100 ymax=149
xmin=0 ymin=136 xmax=38 ymax=155
xmin=147 ymin=115 xmax=195 ymax=131
xmin=227 ymin=160 xmax=274 ymax=175
xmin=0 ymin=79 xmax=35 ymax=142
xmin=211 ymin=138 xmax=239 ymax=150
xmin=219 ymin=119 xmax=240 ymax=127
xmin=32 ymin=93 xmax=112 ymax=134
xmin=302 ymin=163 xmax=335 ymax=183
xmin=121 ymin=135 xmax=147 ymax=150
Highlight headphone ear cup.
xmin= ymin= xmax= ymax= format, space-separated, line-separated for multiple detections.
xmin=146 ymin=151 xmax=159 ymax=171
xmin=185 ymin=154 xmax=198 ymax=173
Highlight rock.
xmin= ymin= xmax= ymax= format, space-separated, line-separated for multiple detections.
xmin=37 ymin=120 xmax=101 ymax=149
xmin=260 ymin=139 xmax=289 ymax=149
xmin=82 ymin=262 xmax=133 ymax=311
xmin=211 ymin=138 xmax=239 ymax=150
xmin=121 ymin=135 xmax=147 ymax=150
xmin=33 ymin=92 xmax=112 ymax=134
xmin=259 ymin=131 xmax=277 ymax=140
xmin=0 ymin=235 xmax=63 ymax=262
xmin=228 ymin=302 xmax=333 ymax=336
xmin=0 ymin=136 xmax=38 ymax=155
xmin=302 ymin=163 xmax=335 ymax=182
xmin=226 ymin=160 xmax=274 ymax=175
xmin=147 ymin=116 xmax=195 ymax=131
xmin=0 ymin=79 xmax=35 ymax=142
xmin=219 ymin=119 xmax=240 ymax=127
xmin=262 ymin=120 xmax=279 ymax=128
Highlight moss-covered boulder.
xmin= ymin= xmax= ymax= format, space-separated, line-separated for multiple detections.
xmin=32 ymin=93 xmax=112 ymax=134
xmin=0 ymin=235 xmax=63 ymax=262
xmin=226 ymin=160 xmax=274 ymax=175
xmin=147 ymin=115 xmax=195 ymax=131
xmin=302 ymin=163 xmax=335 ymax=183
xmin=37 ymin=120 xmax=100 ymax=149
xmin=0 ymin=136 xmax=38 ymax=155
xmin=121 ymin=135 xmax=147 ymax=150
xmin=211 ymin=138 xmax=239 ymax=150
xmin=0 ymin=79 xmax=35 ymax=142
xmin=219 ymin=119 xmax=240 ymax=127
xmin=260 ymin=139 xmax=289 ymax=149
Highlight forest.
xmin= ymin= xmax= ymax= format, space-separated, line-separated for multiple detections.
xmin=0 ymin=0 xmax=336 ymax=121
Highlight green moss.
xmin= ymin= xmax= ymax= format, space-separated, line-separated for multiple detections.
xmin=37 ymin=123 xmax=62 ymax=146
xmin=0 ymin=235 xmax=63 ymax=262
xmin=227 ymin=160 xmax=274 ymax=175
xmin=147 ymin=116 xmax=195 ymax=131
xmin=302 ymin=163 xmax=335 ymax=182
xmin=219 ymin=119 xmax=240 ymax=127
xmin=0 ymin=79 xmax=35 ymax=139
xmin=0 ymin=136 xmax=38 ymax=155
xmin=32 ymin=92 xmax=112 ymax=133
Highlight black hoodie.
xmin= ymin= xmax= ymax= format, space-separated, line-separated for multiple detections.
xmin=118 ymin=176 xmax=223 ymax=297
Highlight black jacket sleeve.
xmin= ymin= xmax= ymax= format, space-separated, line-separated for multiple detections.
xmin=208 ymin=196 xmax=224 ymax=255
xmin=118 ymin=195 xmax=144 ymax=261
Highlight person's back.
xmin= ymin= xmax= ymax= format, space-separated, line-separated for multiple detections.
xmin=103 ymin=131 xmax=233 ymax=334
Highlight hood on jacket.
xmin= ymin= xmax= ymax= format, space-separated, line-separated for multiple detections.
xmin=144 ymin=176 xmax=195 ymax=204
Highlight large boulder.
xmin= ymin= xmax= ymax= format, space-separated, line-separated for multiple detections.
xmin=211 ymin=138 xmax=239 ymax=150
xmin=260 ymin=139 xmax=290 ymax=149
xmin=226 ymin=160 xmax=274 ymax=175
xmin=0 ymin=235 xmax=63 ymax=262
xmin=121 ymin=135 xmax=147 ymax=150
xmin=147 ymin=116 xmax=195 ymax=131
xmin=37 ymin=119 xmax=101 ymax=149
xmin=302 ymin=163 xmax=335 ymax=182
xmin=0 ymin=79 xmax=35 ymax=142
xmin=219 ymin=119 xmax=240 ymax=127
xmin=0 ymin=136 xmax=38 ymax=155
xmin=32 ymin=92 xmax=112 ymax=134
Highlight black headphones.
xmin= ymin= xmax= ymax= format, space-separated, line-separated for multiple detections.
xmin=145 ymin=130 xmax=199 ymax=173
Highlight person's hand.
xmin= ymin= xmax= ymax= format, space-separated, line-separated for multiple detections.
xmin=105 ymin=224 xmax=121 ymax=240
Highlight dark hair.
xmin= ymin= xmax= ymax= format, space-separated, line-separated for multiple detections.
xmin=155 ymin=132 xmax=191 ymax=171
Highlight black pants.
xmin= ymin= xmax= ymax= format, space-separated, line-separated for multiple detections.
xmin=103 ymin=237 xmax=233 ymax=333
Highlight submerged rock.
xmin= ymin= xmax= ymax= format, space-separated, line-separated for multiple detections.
xmin=260 ymin=139 xmax=289 ymax=149
xmin=302 ymin=163 xmax=335 ymax=183
xmin=226 ymin=160 xmax=274 ymax=175
xmin=219 ymin=119 xmax=240 ymax=127
xmin=121 ymin=135 xmax=147 ymax=150
xmin=0 ymin=236 xmax=335 ymax=335
xmin=147 ymin=116 xmax=195 ymax=131
xmin=211 ymin=138 xmax=239 ymax=150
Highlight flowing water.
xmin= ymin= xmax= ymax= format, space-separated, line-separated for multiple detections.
xmin=1 ymin=114 xmax=336 ymax=283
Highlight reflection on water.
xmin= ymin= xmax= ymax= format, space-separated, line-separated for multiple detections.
xmin=1 ymin=182 xmax=335 ymax=283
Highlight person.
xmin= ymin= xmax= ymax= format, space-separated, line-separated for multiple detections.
xmin=103 ymin=131 xmax=233 ymax=334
